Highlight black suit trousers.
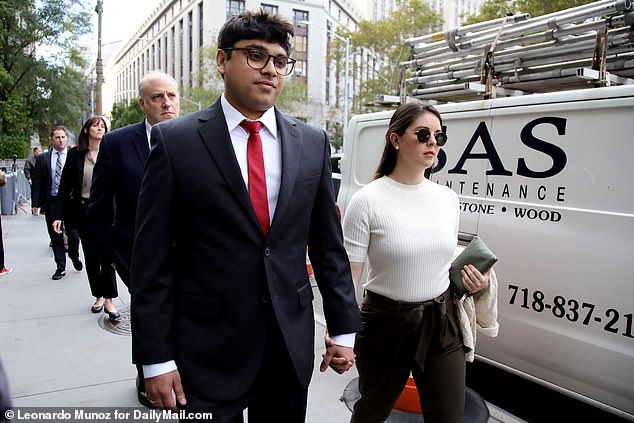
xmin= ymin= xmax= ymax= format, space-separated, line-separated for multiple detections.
xmin=76 ymin=203 xmax=117 ymax=298
xmin=179 ymin=307 xmax=308 ymax=423
xmin=45 ymin=197 xmax=80 ymax=271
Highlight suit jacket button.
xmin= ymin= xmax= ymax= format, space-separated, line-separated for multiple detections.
xmin=261 ymin=294 xmax=270 ymax=304
xmin=264 ymin=248 xmax=271 ymax=257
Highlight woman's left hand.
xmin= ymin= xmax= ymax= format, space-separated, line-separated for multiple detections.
xmin=461 ymin=264 xmax=491 ymax=294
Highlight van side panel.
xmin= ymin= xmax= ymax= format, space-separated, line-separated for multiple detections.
xmin=434 ymin=94 xmax=634 ymax=418
xmin=339 ymin=86 xmax=634 ymax=420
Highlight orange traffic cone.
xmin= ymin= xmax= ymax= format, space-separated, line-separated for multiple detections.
xmin=306 ymin=248 xmax=316 ymax=286
xmin=394 ymin=377 xmax=422 ymax=413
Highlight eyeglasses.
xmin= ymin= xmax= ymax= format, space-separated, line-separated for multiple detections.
xmin=223 ymin=47 xmax=297 ymax=76
xmin=416 ymin=128 xmax=447 ymax=146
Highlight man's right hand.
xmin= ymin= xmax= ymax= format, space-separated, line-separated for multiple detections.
xmin=320 ymin=336 xmax=355 ymax=374
xmin=31 ymin=207 xmax=39 ymax=215
xmin=144 ymin=370 xmax=187 ymax=412
xmin=52 ymin=220 xmax=63 ymax=234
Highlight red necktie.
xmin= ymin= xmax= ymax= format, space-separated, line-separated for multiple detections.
xmin=241 ymin=120 xmax=270 ymax=236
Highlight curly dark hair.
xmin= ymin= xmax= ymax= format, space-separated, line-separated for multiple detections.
xmin=217 ymin=10 xmax=294 ymax=56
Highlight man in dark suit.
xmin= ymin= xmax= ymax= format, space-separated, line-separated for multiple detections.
xmin=31 ymin=126 xmax=81 ymax=280
xmin=23 ymin=146 xmax=42 ymax=186
xmin=130 ymin=11 xmax=362 ymax=423
xmin=87 ymin=71 xmax=180 ymax=407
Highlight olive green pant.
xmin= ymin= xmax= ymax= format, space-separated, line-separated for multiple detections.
xmin=351 ymin=289 xmax=466 ymax=423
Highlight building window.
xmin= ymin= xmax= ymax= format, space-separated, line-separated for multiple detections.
xmin=294 ymin=35 xmax=307 ymax=52
xmin=294 ymin=60 xmax=306 ymax=78
xmin=188 ymin=11 xmax=193 ymax=87
xmin=157 ymin=39 xmax=162 ymax=70
xmin=198 ymin=2 xmax=204 ymax=48
xmin=226 ymin=0 xmax=244 ymax=20
xmin=292 ymin=9 xmax=308 ymax=27
xmin=179 ymin=19 xmax=184 ymax=86
xmin=261 ymin=3 xmax=278 ymax=14
xmin=171 ymin=26 xmax=176 ymax=76
xmin=292 ymin=10 xmax=308 ymax=80
xmin=164 ymin=33 xmax=168 ymax=73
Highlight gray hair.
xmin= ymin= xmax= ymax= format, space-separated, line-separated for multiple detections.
xmin=137 ymin=71 xmax=179 ymax=98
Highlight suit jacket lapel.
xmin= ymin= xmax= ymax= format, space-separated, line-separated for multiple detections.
xmin=43 ymin=152 xmax=53 ymax=180
xmin=271 ymin=110 xmax=300 ymax=232
xmin=197 ymin=101 xmax=256 ymax=225
xmin=132 ymin=121 xmax=150 ymax=165
xmin=75 ymin=150 xmax=86 ymax=189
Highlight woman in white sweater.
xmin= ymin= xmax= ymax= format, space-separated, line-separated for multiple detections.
xmin=343 ymin=102 xmax=490 ymax=423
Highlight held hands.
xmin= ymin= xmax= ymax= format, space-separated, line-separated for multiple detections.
xmin=31 ymin=207 xmax=39 ymax=215
xmin=144 ymin=370 xmax=187 ymax=412
xmin=320 ymin=335 xmax=355 ymax=374
xmin=461 ymin=264 xmax=491 ymax=295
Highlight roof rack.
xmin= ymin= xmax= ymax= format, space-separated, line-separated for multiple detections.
xmin=400 ymin=0 xmax=634 ymax=102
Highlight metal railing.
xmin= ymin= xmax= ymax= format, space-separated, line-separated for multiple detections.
xmin=0 ymin=171 xmax=31 ymax=215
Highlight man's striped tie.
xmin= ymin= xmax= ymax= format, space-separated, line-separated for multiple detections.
xmin=53 ymin=151 xmax=62 ymax=195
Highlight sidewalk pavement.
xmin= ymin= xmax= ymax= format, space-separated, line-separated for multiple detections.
xmin=0 ymin=208 xmax=521 ymax=422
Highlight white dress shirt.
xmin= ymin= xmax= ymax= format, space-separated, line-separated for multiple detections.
xmin=221 ymin=95 xmax=281 ymax=223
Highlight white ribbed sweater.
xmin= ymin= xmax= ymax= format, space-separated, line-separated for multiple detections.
xmin=343 ymin=176 xmax=459 ymax=302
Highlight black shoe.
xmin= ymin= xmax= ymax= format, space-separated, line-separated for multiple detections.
xmin=104 ymin=307 xmax=120 ymax=322
xmin=52 ymin=269 xmax=66 ymax=280
xmin=72 ymin=259 xmax=83 ymax=271
xmin=136 ymin=375 xmax=156 ymax=409
xmin=91 ymin=304 xmax=104 ymax=313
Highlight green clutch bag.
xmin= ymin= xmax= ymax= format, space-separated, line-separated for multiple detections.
xmin=450 ymin=236 xmax=498 ymax=301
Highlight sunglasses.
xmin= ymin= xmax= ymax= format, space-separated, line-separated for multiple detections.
xmin=416 ymin=128 xmax=448 ymax=146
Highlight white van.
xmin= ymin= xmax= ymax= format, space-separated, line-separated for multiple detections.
xmin=337 ymin=84 xmax=634 ymax=421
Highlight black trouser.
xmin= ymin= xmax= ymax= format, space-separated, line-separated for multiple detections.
xmin=351 ymin=289 xmax=466 ymax=423
xmin=45 ymin=197 xmax=80 ymax=271
xmin=178 ymin=308 xmax=308 ymax=423
xmin=77 ymin=202 xmax=117 ymax=298
xmin=110 ymin=243 xmax=140 ymax=393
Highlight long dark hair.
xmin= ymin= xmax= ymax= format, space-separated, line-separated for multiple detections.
xmin=374 ymin=101 xmax=443 ymax=180
xmin=77 ymin=116 xmax=108 ymax=152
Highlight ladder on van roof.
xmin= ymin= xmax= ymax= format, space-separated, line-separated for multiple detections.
xmin=400 ymin=0 xmax=634 ymax=102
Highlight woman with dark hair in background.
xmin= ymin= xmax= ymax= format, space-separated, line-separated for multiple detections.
xmin=52 ymin=117 xmax=119 ymax=321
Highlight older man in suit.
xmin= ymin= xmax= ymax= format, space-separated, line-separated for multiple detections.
xmin=130 ymin=11 xmax=362 ymax=423
xmin=87 ymin=71 xmax=180 ymax=407
xmin=31 ymin=126 xmax=81 ymax=280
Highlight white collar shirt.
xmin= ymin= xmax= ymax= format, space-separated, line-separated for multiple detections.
xmin=144 ymin=119 xmax=152 ymax=149
xmin=221 ymin=94 xmax=281 ymax=223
